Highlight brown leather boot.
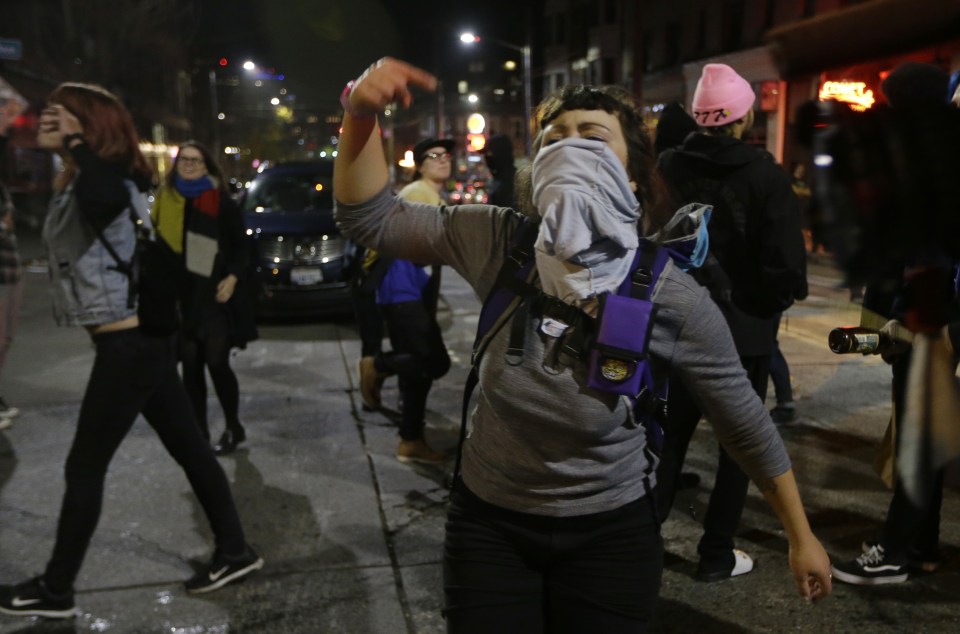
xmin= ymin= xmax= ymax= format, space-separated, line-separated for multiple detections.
xmin=358 ymin=356 xmax=387 ymax=410
xmin=396 ymin=438 xmax=447 ymax=464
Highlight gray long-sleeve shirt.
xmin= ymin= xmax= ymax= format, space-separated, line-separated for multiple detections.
xmin=336 ymin=186 xmax=790 ymax=517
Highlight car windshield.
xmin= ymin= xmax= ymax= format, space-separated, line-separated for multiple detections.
xmin=242 ymin=170 xmax=334 ymax=213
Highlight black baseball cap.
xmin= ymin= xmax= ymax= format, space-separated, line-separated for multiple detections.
xmin=413 ymin=138 xmax=456 ymax=168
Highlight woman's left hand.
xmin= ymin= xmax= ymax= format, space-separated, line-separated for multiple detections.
xmin=216 ymin=274 xmax=238 ymax=303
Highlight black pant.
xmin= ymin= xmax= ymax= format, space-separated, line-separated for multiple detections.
xmin=880 ymin=352 xmax=947 ymax=560
xmin=350 ymin=267 xmax=385 ymax=358
xmin=655 ymin=354 xmax=771 ymax=569
xmin=376 ymin=300 xmax=450 ymax=440
xmin=769 ymin=313 xmax=793 ymax=405
xmin=43 ymin=328 xmax=247 ymax=593
xmin=443 ymin=482 xmax=663 ymax=633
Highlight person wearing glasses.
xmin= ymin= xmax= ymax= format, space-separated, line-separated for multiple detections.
xmin=151 ymin=141 xmax=257 ymax=455
xmin=356 ymin=138 xmax=453 ymax=464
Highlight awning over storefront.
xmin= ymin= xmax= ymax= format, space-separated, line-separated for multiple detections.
xmin=765 ymin=0 xmax=960 ymax=78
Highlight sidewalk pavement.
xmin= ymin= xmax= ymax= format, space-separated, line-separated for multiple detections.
xmin=0 ymin=246 xmax=958 ymax=632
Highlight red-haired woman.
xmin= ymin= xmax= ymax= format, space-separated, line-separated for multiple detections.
xmin=0 ymin=83 xmax=261 ymax=620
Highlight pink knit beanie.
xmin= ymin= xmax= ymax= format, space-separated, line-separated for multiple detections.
xmin=691 ymin=64 xmax=756 ymax=127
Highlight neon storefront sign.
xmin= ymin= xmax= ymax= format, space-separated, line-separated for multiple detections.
xmin=819 ymin=81 xmax=875 ymax=111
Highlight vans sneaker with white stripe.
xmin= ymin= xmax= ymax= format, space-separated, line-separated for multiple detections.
xmin=831 ymin=544 xmax=909 ymax=585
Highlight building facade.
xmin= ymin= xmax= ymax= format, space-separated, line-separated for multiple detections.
xmin=539 ymin=0 xmax=960 ymax=169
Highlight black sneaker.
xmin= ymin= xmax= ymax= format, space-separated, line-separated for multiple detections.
xmin=185 ymin=546 xmax=264 ymax=594
xmin=0 ymin=577 xmax=76 ymax=619
xmin=861 ymin=540 xmax=941 ymax=573
xmin=831 ymin=544 xmax=908 ymax=585
xmin=770 ymin=405 xmax=797 ymax=424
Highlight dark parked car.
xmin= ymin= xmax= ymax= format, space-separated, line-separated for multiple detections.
xmin=240 ymin=160 xmax=358 ymax=317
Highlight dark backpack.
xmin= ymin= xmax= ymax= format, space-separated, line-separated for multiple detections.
xmin=454 ymin=219 xmax=672 ymax=477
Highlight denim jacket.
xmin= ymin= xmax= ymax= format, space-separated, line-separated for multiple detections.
xmin=43 ymin=179 xmax=148 ymax=327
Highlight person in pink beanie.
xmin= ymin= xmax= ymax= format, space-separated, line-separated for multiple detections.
xmin=691 ymin=63 xmax=758 ymax=127
xmin=656 ymin=62 xmax=809 ymax=582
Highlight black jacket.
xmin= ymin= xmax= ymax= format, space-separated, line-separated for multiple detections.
xmin=659 ymin=133 xmax=808 ymax=355
xmin=178 ymin=193 xmax=257 ymax=346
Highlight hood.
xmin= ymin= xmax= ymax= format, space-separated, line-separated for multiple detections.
xmin=671 ymin=133 xmax=760 ymax=168
xmin=649 ymin=203 xmax=713 ymax=270
xmin=484 ymin=134 xmax=516 ymax=177
xmin=243 ymin=207 xmax=338 ymax=236
xmin=654 ymin=102 xmax=698 ymax=156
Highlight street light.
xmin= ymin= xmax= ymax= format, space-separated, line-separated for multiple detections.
xmin=459 ymin=31 xmax=532 ymax=155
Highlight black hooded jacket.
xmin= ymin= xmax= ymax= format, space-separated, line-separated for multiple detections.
xmin=659 ymin=133 xmax=808 ymax=355
xmin=483 ymin=134 xmax=516 ymax=208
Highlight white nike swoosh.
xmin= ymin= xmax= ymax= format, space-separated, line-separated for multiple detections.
xmin=11 ymin=597 xmax=42 ymax=607
xmin=862 ymin=565 xmax=903 ymax=573
xmin=208 ymin=565 xmax=230 ymax=582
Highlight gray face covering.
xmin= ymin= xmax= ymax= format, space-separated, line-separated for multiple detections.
xmin=531 ymin=137 xmax=641 ymax=309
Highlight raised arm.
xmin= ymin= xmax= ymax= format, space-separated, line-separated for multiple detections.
xmin=333 ymin=58 xmax=438 ymax=204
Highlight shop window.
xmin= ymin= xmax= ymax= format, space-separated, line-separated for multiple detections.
xmin=602 ymin=58 xmax=615 ymax=84
xmin=723 ymin=0 xmax=745 ymax=51
xmin=764 ymin=0 xmax=777 ymax=29
xmin=696 ymin=9 xmax=707 ymax=53
xmin=604 ymin=0 xmax=617 ymax=23
xmin=665 ymin=21 xmax=681 ymax=66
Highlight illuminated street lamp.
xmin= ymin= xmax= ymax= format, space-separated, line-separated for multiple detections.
xmin=460 ymin=31 xmax=532 ymax=154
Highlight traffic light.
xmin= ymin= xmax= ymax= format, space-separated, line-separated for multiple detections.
xmin=466 ymin=113 xmax=486 ymax=151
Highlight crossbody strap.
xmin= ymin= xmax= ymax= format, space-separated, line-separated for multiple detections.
xmin=78 ymin=205 xmax=139 ymax=310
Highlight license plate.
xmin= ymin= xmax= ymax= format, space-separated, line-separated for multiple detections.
xmin=290 ymin=266 xmax=323 ymax=285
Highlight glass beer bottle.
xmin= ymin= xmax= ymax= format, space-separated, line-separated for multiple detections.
xmin=828 ymin=326 xmax=889 ymax=354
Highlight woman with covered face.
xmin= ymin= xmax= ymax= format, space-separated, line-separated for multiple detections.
xmin=334 ymin=58 xmax=832 ymax=632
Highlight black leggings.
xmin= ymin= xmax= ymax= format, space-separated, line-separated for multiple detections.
xmin=43 ymin=328 xmax=246 ymax=594
xmin=181 ymin=332 xmax=240 ymax=439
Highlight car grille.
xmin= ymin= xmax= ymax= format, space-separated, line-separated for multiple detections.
xmin=259 ymin=235 xmax=345 ymax=264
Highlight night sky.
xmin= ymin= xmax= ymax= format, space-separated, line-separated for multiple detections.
xmin=195 ymin=0 xmax=541 ymax=112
